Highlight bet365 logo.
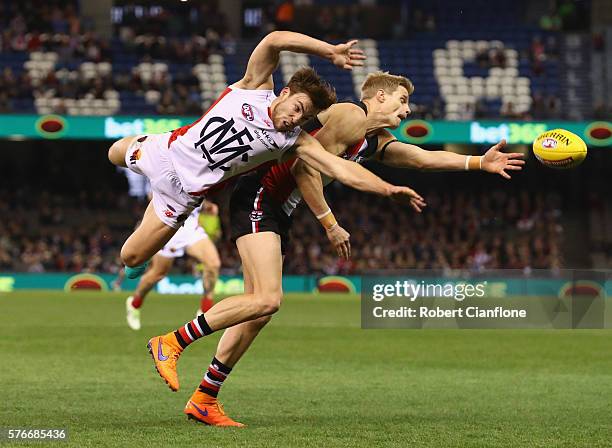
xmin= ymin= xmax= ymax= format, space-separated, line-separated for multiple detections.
xmin=195 ymin=116 xmax=255 ymax=171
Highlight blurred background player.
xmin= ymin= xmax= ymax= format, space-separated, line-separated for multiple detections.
xmin=116 ymin=166 xmax=151 ymax=203
xmin=125 ymin=201 xmax=222 ymax=330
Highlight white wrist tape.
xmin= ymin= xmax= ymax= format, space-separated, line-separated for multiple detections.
xmin=464 ymin=155 xmax=472 ymax=171
xmin=316 ymin=208 xmax=332 ymax=220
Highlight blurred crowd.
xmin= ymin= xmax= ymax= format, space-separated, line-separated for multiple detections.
xmin=0 ymin=186 xmax=564 ymax=276
xmin=283 ymin=187 xmax=563 ymax=275
xmin=1 ymin=0 xmax=78 ymax=42
xmin=0 ymin=0 xmax=231 ymax=116
xmin=267 ymin=1 xmax=374 ymax=41
xmin=268 ymin=0 xmax=589 ymax=39
xmin=0 ymin=0 xmax=585 ymax=121
xmin=0 ymin=1 xmax=100 ymax=55
xmin=538 ymin=0 xmax=589 ymax=32
xmin=0 ymin=189 xmax=142 ymax=273
xmin=113 ymin=1 xmax=228 ymax=38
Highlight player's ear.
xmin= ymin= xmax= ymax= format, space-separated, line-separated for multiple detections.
xmin=375 ymin=89 xmax=386 ymax=103
xmin=279 ymin=87 xmax=291 ymax=98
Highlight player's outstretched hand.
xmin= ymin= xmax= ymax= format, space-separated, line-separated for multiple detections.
xmin=326 ymin=224 xmax=351 ymax=260
xmin=389 ymin=186 xmax=427 ymax=212
xmin=481 ymin=139 xmax=525 ymax=179
xmin=330 ymin=40 xmax=366 ymax=70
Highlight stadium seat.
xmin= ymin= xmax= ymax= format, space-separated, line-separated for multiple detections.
xmin=2 ymin=30 xmax=560 ymax=119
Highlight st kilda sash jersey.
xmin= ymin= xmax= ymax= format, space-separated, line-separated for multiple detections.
xmin=259 ymin=101 xmax=379 ymax=215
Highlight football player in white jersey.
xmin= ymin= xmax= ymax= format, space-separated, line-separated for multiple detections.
xmin=125 ymin=202 xmax=222 ymax=331
xmin=116 ymin=166 xmax=151 ymax=201
xmin=125 ymin=31 xmax=426 ymax=426
xmin=107 ymin=31 xmax=421 ymax=280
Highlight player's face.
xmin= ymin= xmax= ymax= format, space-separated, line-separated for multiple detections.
xmin=272 ymin=90 xmax=315 ymax=132
xmin=381 ymin=86 xmax=411 ymax=128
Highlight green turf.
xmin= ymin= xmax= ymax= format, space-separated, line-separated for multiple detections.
xmin=1 ymin=291 xmax=611 ymax=447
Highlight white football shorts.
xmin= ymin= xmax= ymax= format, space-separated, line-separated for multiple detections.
xmin=124 ymin=133 xmax=202 ymax=228
xmin=158 ymin=219 xmax=209 ymax=258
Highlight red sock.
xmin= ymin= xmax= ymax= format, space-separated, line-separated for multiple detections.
xmin=131 ymin=293 xmax=144 ymax=309
xmin=173 ymin=314 xmax=213 ymax=348
xmin=200 ymin=295 xmax=214 ymax=313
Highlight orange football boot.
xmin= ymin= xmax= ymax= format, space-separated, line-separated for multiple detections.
xmin=147 ymin=332 xmax=183 ymax=392
xmin=184 ymin=390 xmax=245 ymax=427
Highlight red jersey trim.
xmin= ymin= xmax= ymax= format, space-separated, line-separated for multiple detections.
xmin=167 ymin=87 xmax=233 ymax=149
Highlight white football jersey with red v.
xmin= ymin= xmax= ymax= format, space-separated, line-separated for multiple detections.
xmin=167 ymin=86 xmax=300 ymax=195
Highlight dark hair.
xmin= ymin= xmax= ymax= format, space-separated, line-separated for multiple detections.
xmin=287 ymin=67 xmax=337 ymax=112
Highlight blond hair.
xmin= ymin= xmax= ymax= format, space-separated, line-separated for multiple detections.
xmin=360 ymin=71 xmax=414 ymax=100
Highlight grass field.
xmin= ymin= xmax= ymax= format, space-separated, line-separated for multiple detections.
xmin=1 ymin=291 xmax=612 ymax=447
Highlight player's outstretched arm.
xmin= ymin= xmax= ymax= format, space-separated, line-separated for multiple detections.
xmin=290 ymin=103 xmax=370 ymax=259
xmin=292 ymin=159 xmax=330 ymax=218
xmin=292 ymin=160 xmax=351 ymax=259
xmin=235 ymin=31 xmax=365 ymax=90
xmin=376 ymin=131 xmax=525 ymax=179
xmin=293 ymin=131 xmax=426 ymax=212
